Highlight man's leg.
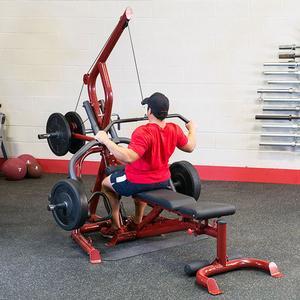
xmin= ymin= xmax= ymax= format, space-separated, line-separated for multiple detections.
xmin=133 ymin=199 xmax=147 ymax=224
xmin=101 ymin=176 xmax=121 ymax=229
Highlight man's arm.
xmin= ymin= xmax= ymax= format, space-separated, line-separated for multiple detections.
xmin=95 ymin=131 xmax=140 ymax=164
xmin=178 ymin=121 xmax=197 ymax=153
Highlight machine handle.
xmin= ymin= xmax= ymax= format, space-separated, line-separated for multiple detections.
xmin=104 ymin=113 xmax=189 ymax=132
xmin=68 ymin=113 xmax=190 ymax=180
xmin=83 ymin=101 xmax=100 ymax=134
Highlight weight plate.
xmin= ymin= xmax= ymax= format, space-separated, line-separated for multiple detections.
xmin=46 ymin=113 xmax=71 ymax=156
xmin=49 ymin=179 xmax=88 ymax=231
xmin=65 ymin=111 xmax=86 ymax=154
xmin=170 ymin=161 xmax=201 ymax=200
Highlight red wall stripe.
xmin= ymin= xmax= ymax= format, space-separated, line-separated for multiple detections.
xmin=1 ymin=157 xmax=299 ymax=184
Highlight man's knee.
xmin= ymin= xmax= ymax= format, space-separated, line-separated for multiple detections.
xmin=134 ymin=198 xmax=146 ymax=206
xmin=102 ymin=176 xmax=112 ymax=191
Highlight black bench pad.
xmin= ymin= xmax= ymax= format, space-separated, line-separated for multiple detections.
xmin=135 ymin=189 xmax=195 ymax=210
xmin=176 ymin=202 xmax=236 ymax=219
xmin=135 ymin=189 xmax=236 ymax=220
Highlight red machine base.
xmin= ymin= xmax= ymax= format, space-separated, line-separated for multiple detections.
xmin=196 ymin=259 xmax=283 ymax=295
xmin=70 ymin=215 xmax=283 ymax=295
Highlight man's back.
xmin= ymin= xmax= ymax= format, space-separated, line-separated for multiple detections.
xmin=126 ymin=122 xmax=188 ymax=184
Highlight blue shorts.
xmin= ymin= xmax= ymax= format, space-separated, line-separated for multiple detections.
xmin=110 ymin=170 xmax=170 ymax=197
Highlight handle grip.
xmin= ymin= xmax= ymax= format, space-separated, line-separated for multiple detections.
xmin=83 ymin=101 xmax=100 ymax=134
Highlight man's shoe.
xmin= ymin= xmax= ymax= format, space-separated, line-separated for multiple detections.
xmin=100 ymin=226 xmax=123 ymax=238
xmin=126 ymin=217 xmax=139 ymax=231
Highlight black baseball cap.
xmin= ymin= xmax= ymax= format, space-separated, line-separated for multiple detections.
xmin=141 ymin=92 xmax=169 ymax=120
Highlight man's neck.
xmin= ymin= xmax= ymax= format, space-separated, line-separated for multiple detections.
xmin=148 ymin=117 xmax=166 ymax=128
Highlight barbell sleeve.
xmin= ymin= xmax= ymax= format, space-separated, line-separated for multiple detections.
xmin=279 ymin=44 xmax=300 ymax=50
xmin=264 ymin=71 xmax=300 ymax=76
xmin=279 ymin=53 xmax=300 ymax=59
xmin=38 ymin=133 xmax=59 ymax=139
xmin=262 ymin=106 xmax=300 ymax=111
xmin=262 ymin=97 xmax=300 ymax=102
xmin=264 ymin=62 xmax=300 ymax=67
xmin=262 ymin=124 xmax=300 ymax=129
xmin=257 ymin=88 xmax=296 ymax=93
xmin=267 ymin=80 xmax=300 ymax=84
xmin=255 ymin=114 xmax=296 ymax=120
xmin=260 ymin=141 xmax=298 ymax=147
xmin=47 ymin=202 xmax=67 ymax=211
xmin=261 ymin=133 xmax=300 ymax=138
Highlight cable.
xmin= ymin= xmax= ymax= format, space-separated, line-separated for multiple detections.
xmin=128 ymin=23 xmax=144 ymax=101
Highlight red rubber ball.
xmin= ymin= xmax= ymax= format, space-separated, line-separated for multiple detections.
xmin=18 ymin=154 xmax=37 ymax=166
xmin=27 ymin=161 xmax=43 ymax=178
xmin=1 ymin=158 xmax=27 ymax=180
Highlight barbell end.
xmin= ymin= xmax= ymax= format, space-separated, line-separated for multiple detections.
xmin=38 ymin=133 xmax=49 ymax=139
xmin=38 ymin=132 xmax=61 ymax=140
xmin=47 ymin=204 xmax=55 ymax=211
xmin=47 ymin=202 xmax=67 ymax=211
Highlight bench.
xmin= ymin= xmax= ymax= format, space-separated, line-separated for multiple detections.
xmin=136 ymin=189 xmax=236 ymax=220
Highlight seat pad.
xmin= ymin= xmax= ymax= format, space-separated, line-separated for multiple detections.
xmin=135 ymin=189 xmax=236 ymax=219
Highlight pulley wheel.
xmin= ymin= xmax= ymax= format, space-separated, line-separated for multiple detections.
xmin=49 ymin=179 xmax=88 ymax=231
xmin=46 ymin=113 xmax=71 ymax=156
xmin=170 ymin=161 xmax=201 ymax=200
xmin=65 ymin=111 xmax=86 ymax=154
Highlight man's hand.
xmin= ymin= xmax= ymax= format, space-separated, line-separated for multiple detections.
xmin=185 ymin=120 xmax=197 ymax=132
xmin=95 ymin=131 xmax=110 ymax=145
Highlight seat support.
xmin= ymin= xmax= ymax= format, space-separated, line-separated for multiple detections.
xmin=194 ymin=220 xmax=284 ymax=295
xmin=70 ymin=195 xmax=283 ymax=295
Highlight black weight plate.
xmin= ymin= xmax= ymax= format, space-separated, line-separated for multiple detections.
xmin=170 ymin=161 xmax=201 ymax=200
xmin=65 ymin=111 xmax=86 ymax=154
xmin=49 ymin=179 xmax=88 ymax=231
xmin=46 ymin=113 xmax=71 ymax=156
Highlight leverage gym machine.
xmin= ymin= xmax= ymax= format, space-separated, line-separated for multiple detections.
xmin=39 ymin=8 xmax=283 ymax=295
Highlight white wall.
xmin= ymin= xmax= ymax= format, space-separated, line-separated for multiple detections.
xmin=1 ymin=0 xmax=300 ymax=169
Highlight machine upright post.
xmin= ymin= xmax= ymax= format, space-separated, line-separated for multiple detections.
xmin=0 ymin=105 xmax=8 ymax=160
xmin=217 ymin=220 xmax=227 ymax=266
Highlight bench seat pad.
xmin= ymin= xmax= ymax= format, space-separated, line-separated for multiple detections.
xmin=135 ymin=189 xmax=236 ymax=219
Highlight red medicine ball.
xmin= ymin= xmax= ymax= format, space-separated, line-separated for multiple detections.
xmin=27 ymin=161 xmax=43 ymax=178
xmin=18 ymin=154 xmax=37 ymax=166
xmin=1 ymin=158 xmax=27 ymax=180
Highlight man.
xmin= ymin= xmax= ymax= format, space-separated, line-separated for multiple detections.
xmin=95 ymin=92 xmax=196 ymax=237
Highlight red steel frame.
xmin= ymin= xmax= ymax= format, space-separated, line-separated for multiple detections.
xmin=67 ymin=7 xmax=283 ymax=295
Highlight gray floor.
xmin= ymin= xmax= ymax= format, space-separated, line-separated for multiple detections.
xmin=0 ymin=174 xmax=299 ymax=300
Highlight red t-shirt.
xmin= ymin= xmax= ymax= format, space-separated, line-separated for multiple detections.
xmin=125 ymin=123 xmax=188 ymax=184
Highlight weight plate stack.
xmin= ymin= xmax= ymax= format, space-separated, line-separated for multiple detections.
xmin=46 ymin=113 xmax=71 ymax=156
xmin=65 ymin=111 xmax=86 ymax=154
